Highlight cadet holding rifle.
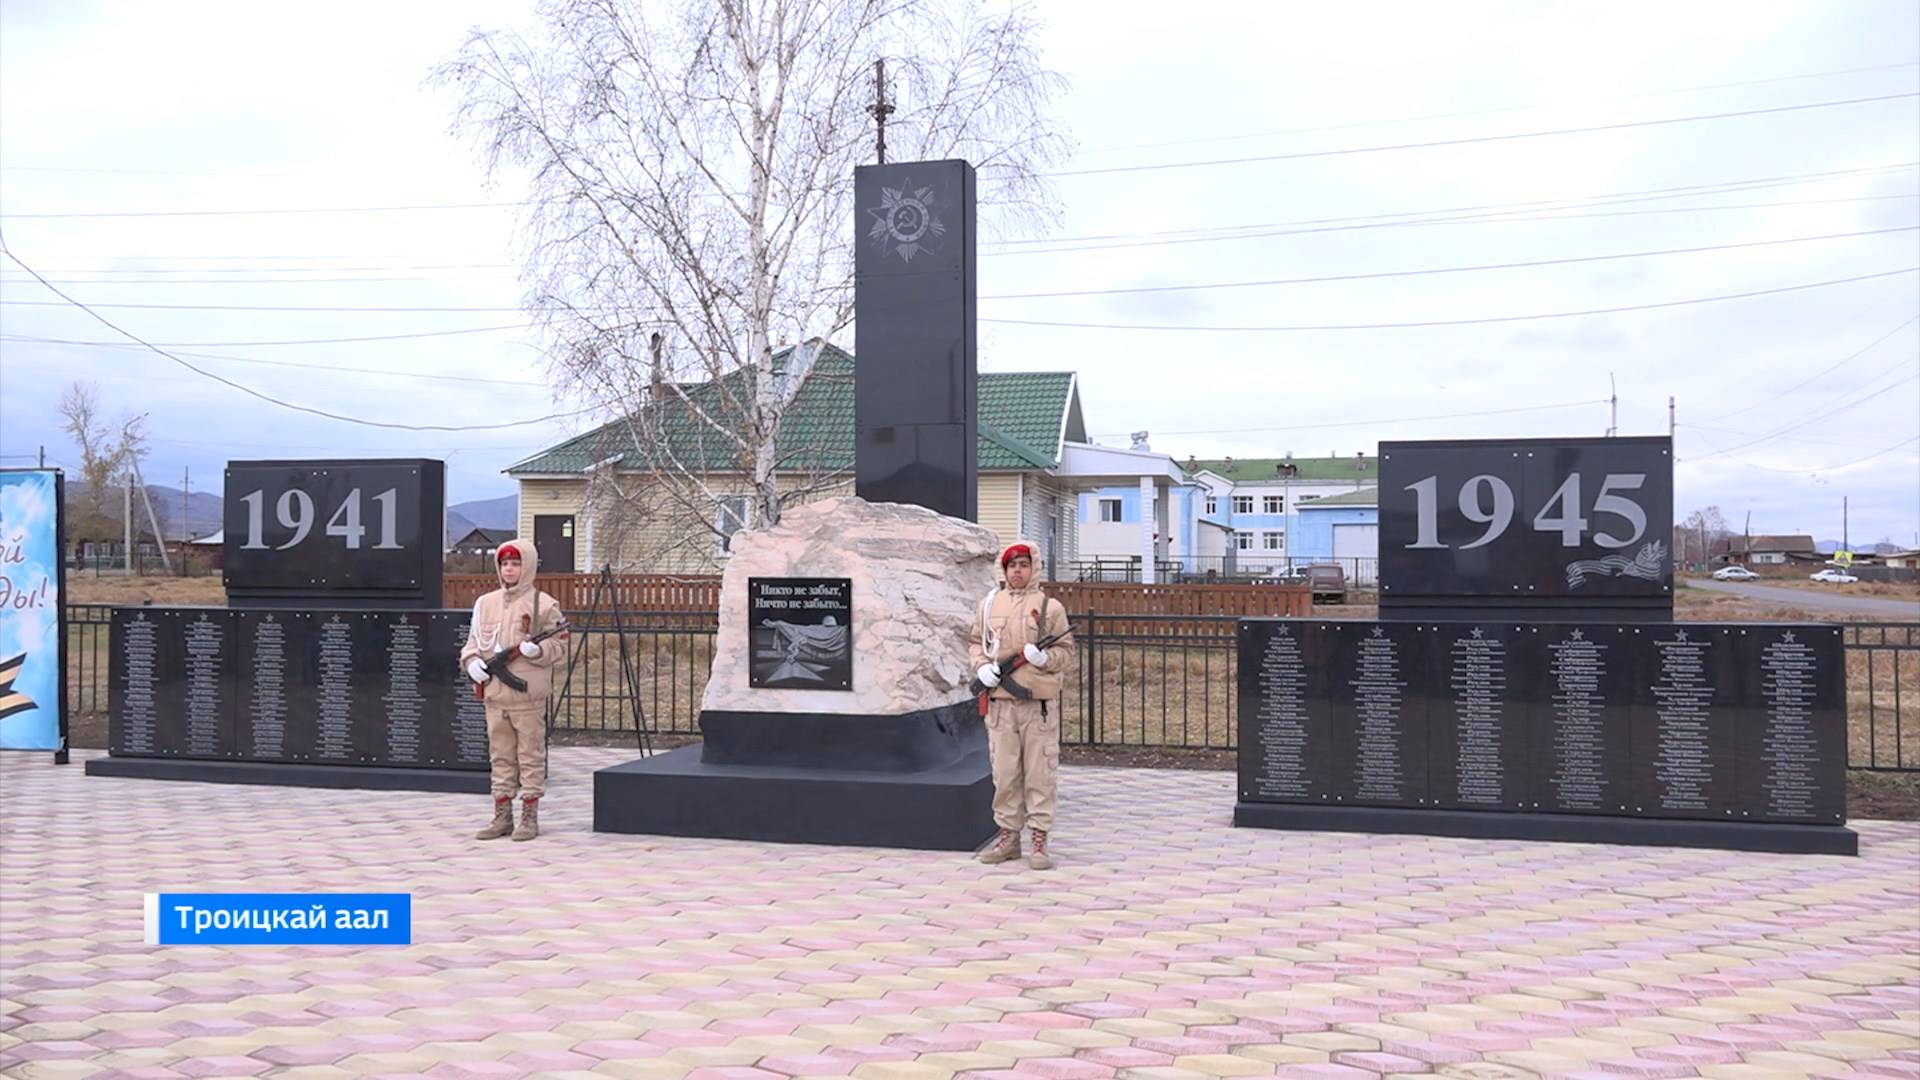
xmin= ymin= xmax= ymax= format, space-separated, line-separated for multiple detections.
xmin=968 ymin=542 xmax=1075 ymax=870
xmin=460 ymin=540 xmax=568 ymax=842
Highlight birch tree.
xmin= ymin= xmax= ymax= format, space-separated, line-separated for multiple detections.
xmin=437 ymin=0 xmax=1068 ymax=561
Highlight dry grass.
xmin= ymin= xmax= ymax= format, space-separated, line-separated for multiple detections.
xmin=1686 ymin=573 xmax=1920 ymax=601
xmin=68 ymin=574 xmax=226 ymax=607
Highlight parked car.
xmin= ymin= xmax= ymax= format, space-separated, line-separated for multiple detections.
xmin=1809 ymin=569 xmax=1859 ymax=584
xmin=1305 ymin=563 xmax=1346 ymax=604
xmin=1712 ymin=566 xmax=1760 ymax=581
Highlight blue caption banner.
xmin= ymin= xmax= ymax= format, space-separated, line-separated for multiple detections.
xmin=144 ymin=893 xmax=411 ymax=945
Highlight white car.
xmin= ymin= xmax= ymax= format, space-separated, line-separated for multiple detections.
xmin=1712 ymin=566 xmax=1760 ymax=581
xmin=1809 ymin=569 xmax=1858 ymax=584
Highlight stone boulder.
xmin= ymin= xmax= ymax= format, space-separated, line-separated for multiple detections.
xmin=701 ymin=496 xmax=999 ymax=717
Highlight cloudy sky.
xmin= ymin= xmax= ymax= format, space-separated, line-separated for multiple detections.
xmin=2 ymin=1 xmax=1915 ymax=545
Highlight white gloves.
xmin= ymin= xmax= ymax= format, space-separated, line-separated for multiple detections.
xmin=976 ymin=663 xmax=1001 ymax=688
xmin=1024 ymin=643 xmax=1049 ymax=667
xmin=519 ymin=640 xmax=542 ymax=658
xmin=466 ymin=658 xmax=491 ymax=684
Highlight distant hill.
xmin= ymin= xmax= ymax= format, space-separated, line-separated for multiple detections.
xmin=70 ymin=481 xmax=224 ymax=540
xmin=448 ymin=494 xmax=517 ymax=531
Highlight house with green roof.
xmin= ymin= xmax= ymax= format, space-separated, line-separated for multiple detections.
xmin=503 ymin=344 xmax=1188 ymax=577
xmin=1078 ymin=451 xmax=1379 ymax=583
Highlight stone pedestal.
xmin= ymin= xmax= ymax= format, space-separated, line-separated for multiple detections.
xmin=593 ymin=497 xmax=1002 ymax=850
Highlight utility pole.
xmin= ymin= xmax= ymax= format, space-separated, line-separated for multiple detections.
xmin=869 ymin=58 xmax=894 ymax=164
xmin=133 ymin=459 xmax=172 ymax=576
xmin=181 ymin=467 xmax=191 ymax=576
xmin=1607 ymin=373 xmax=1617 ymax=437
xmin=123 ymin=470 xmax=133 ymax=576
xmin=1843 ymin=496 xmax=1849 ymax=554
xmin=37 ymin=445 xmax=44 ymax=468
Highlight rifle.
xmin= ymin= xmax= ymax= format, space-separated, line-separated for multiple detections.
xmin=971 ymin=607 xmax=1077 ymax=715
xmin=474 ymin=613 xmax=572 ymax=700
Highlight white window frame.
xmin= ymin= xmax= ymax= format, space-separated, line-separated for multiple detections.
xmin=1098 ymin=497 xmax=1124 ymax=523
xmin=1231 ymin=495 xmax=1254 ymax=515
xmin=1204 ymin=495 xmax=1217 ymax=516
xmin=1263 ymin=531 xmax=1284 ymax=550
xmin=1263 ymin=495 xmax=1284 ymax=514
xmin=1234 ymin=531 xmax=1254 ymax=550
xmin=715 ymin=496 xmax=750 ymax=556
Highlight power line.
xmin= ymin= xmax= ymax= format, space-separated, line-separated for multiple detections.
xmin=1 ymin=299 xmax=528 ymax=313
xmin=0 ymin=200 xmax=519 ymax=221
xmin=1691 ymin=314 xmax=1920 ymax=425
xmin=1047 ymin=93 xmax=1920 ymax=177
xmin=0 ymin=324 xmax=534 ymax=347
xmin=980 ymin=227 xmax=1917 ymax=300
xmin=1686 ymin=364 xmax=1920 ymax=462
xmin=988 ymin=193 xmax=1920 ymax=259
xmin=1093 ymin=398 xmax=1609 ymax=440
xmin=0 ymin=237 xmax=586 ymax=433
xmin=1684 ymin=434 xmax=1919 ymax=475
xmin=1676 ymin=424 xmax=1904 ymax=452
xmin=1072 ymin=61 xmax=1920 ymax=156
xmin=0 ymin=336 xmax=544 ymax=387
xmin=992 ymin=162 xmax=1917 ymax=248
xmin=982 ymin=267 xmax=1919 ymax=332
xmin=0 ymin=273 xmax=514 ymax=285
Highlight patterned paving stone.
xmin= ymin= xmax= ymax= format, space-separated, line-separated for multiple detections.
xmin=0 ymin=750 xmax=1915 ymax=1080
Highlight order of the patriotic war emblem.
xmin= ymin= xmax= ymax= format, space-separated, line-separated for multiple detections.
xmin=867 ymin=182 xmax=945 ymax=263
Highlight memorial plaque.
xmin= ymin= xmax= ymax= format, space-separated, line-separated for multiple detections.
xmin=1429 ymin=623 xmax=1527 ymax=810
xmin=1526 ymin=624 xmax=1633 ymax=814
xmin=747 ymin=578 xmax=853 ymax=690
xmin=432 ymin=612 xmax=492 ymax=768
xmin=375 ymin=612 xmax=431 ymax=766
xmin=223 ymin=458 xmax=444 ymax=608
xmin=1633 ymin=625 xmax=1738 ymax=819
xmin=1325 ymin=622 xmax=1429 ymax=807
xmin=236 ymin=611 xmax=320 ymax=762
xmin=1735 ymin=625 xmax=1846 ymax=824
xmin=1379 ymin=436 xmax=1672 ymax=620
xmin=180 ymin=611 xmax=234 ymax=758
xmin=312 ymin=613 xmax=361 ymax=763
xmin=108 ymin=604 xmax=490 ymax=776
xmin=1237 ymin=621 xmax=1331 ymax=804
xmin=111 ymin=608 xmax=169 ymax=757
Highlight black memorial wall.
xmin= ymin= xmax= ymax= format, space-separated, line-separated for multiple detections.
xmin=110 ymin=607 xmax=488 ymax=770
xmin=1237 ymin=619 xmax=1850 ymax=853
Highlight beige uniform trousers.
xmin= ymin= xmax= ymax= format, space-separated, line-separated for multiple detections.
xmin=487 ymin=705 xmax=546 ymax=800
xmin=986 ymin=697 xmax=1059 ymax=832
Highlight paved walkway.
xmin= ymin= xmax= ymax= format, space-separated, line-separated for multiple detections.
xmin=2 ymin=748 xmax=1917 ymax=1080
xmin=1687 ymin=579 xmax=1920 ymax=619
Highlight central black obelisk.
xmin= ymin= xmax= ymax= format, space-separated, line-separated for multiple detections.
xmin=853 ymin=159 xmax=977 ymax=522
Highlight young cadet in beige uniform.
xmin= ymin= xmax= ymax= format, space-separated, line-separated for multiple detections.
xmin=968 ymin=541 xmax=1075 ymax=869
xmin=460 ymin=539 xmax=567 ymax=841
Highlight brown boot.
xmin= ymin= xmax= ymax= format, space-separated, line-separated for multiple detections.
xmin=1028 ymin=829 xmax=1054 ymax=870
xmin=511 ymin=797 xmax=540 ymax=841
xmin=976 ymin=827 xmax=1021 ymax=864
xmin=475 ymin=797 xmax=514 ymax=840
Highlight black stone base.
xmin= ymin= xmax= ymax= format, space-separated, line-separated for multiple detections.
xmin=700 ymin=701 xmax=983 ymax=770
xmin=1234 ymin=801 xmax=1859 ymax=856
xmin=594 ymin=744 xmax=996 ymax=850
xmin=85 ymin=756 xmax=489 ymax=794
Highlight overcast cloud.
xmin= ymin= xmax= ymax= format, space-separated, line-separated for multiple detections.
xmin=1 ymin=1 xmax=1915 ymax=545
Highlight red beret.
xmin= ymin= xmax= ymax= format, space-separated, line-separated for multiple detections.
xmin=496 ymin=543 xmax=523 ymax=563
xmin=1001 ymin=544 xmax=1033 ymax=567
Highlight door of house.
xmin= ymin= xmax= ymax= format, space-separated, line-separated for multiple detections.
xmin=533 ymin=515 xmax=577 ymax=574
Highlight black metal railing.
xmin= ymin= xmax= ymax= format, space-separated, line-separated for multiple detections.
xmin=58 ymin=605 xmax=1918 ymax=772
xmin=1842 ymin=622 xmax=1919 ymax=772
xmin=1071 ymin=555 xmax=1380 ymax=587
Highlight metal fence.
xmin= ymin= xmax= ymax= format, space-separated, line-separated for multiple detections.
xmin=58 ymin=605 xmax=1919 ymax=772
xmin=1843 ymin=622 xmax=1919 ymax=772
xmin=1071 ymin=555 xmax=1379 ymax=587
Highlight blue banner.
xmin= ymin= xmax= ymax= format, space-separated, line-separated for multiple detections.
xmin=0 ymin=469 xmax=62 ymax=752
xmin=144 ymin=893 xmax=411 ymax=945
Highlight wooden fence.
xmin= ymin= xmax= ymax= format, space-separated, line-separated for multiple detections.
xmin=443 ymin=573 xmax=1310 ymax=629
